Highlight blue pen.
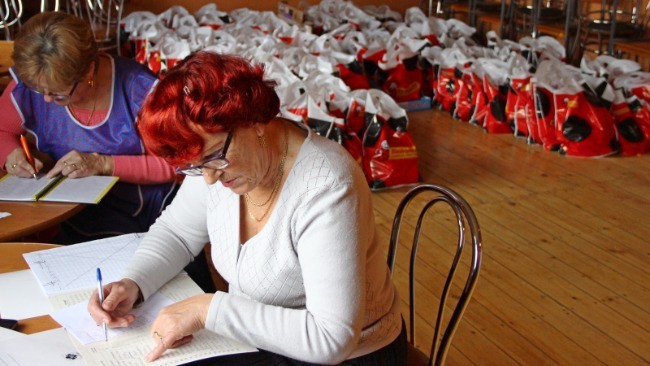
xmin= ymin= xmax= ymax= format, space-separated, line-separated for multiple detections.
xmin=96 ymin=268 xmax=108 ymax=341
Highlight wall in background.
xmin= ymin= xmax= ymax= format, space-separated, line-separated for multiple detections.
xmin=125 ymin=0 xmax=421 ymax=17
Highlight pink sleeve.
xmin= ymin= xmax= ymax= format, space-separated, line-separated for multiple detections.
xmin=112 ymin=153 xmax=176 ymax=184
xmin=0 ymin=80 xmax=26 ymax=168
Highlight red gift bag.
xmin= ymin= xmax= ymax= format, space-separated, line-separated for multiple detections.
xmin=361 ymin=91 xmax=419 ymax=189
xmin=611 ymin=73 xmax=650 ymax=155
xmin=534 ymin=59 xmax=619 ymax=156
xmin=476 ymin=59 xmax=512 ymax=134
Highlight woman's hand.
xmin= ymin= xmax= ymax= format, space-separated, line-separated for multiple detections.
xmin=46 ymin=151 xmax=113 ymax=179
xmin=145 ymin=293 xmax=214 ymax=362
xmin=88 ymin=278 xmax=141 ymax=329
xmin=4 ymin=147 xmax=43 ymax=177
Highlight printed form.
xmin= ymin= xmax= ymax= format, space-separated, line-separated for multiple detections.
xmin=19 ymin=233 xmax=257 ymax=365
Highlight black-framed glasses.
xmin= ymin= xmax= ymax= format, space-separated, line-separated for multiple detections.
xmin=30 ymin=81 xmax=79 ymax=102
xmin=175 ymin=130 xmax=233 ymax=176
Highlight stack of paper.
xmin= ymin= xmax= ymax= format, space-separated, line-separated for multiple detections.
xmin=19 ymin=233 xmax=257 ymax=365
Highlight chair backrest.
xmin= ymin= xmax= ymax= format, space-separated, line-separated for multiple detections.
xmin=387 ymin=184 xmax=483 ymax=366
xmin=62 ymin=0 xmax=124 ymax=55
xmin=0 ymin=0 xmax=23 ymax=40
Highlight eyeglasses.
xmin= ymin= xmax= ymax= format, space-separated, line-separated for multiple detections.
xmin=30 ymin=81 xmax=79 ymax=102
xmin=175 ymin=130 xmax=233 ymax=176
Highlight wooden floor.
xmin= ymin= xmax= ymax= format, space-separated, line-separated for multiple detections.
xmin=372 ymin=109 xmax=650 ymax=365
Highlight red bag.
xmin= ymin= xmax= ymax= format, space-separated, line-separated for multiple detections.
xmin=361 ymin=92 xmax=419 ymax=190
xmin=482 ymin=75 xmax=512 ymax=134
xmin=611 ymin=72 xmax=650 ymax=155
xmin=507 ymin=76 xmax=538 ymax=143
xmin=553 ymin=81 xmax=619 ymax=157
xmin=381 ymin=56 xmax=423 ymax=103
xmin=611 ymin=92 xmax=650 ymax=156
xmin=436 ymin=66 xmax=460 ymax=112
xmin=476 ymin=59 xmax=512 ymax=134
xmin=533 ymin=84 xmax=560 ymax=151
xmin=362 ymin=115 xmax=419 ymax=189
xmin=336 ymin=60 xmax=371 ymax=90
xmin=469 ymin=72 xmax=488 ymax=127
xmin=453 ymin=66 xmax=474 ymax=122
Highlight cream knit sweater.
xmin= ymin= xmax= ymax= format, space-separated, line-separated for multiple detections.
xmin=122 ymin=125 xmax=401 ymax=364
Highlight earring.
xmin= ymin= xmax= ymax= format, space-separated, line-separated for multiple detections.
xmin=87 ymin=79 xmax=94 ymax=88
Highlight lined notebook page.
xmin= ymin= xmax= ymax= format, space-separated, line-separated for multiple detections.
xmin=0 ymin=174 xmax=59 ymax=201
xmin=39 ymin=175 xmax=118 ymax=204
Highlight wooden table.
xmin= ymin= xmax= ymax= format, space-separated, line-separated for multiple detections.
xmin=0 ymin=242 xmax=61 ymax=334
xmin=0 ymin=201 xmax=83 ymax=242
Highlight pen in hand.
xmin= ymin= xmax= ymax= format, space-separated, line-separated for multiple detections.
xmin=19 ymin=134 xmax=37 ymax=179
xmin=96 ymin=268 xmax=108 ymax=342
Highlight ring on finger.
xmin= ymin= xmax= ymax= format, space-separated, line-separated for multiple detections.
xmin=153 ymin=331 xmax=165 ymax=346
xmin=71 ymin=163 xmax=78 ymax=169
xmin=153 ymin=331 xmax=163 ymax=341
xmin=11 ymin=163 xmax=17 ymax=169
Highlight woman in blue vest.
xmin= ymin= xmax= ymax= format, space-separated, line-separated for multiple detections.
xmin=0 ymin=12 xmax=178 ymax=244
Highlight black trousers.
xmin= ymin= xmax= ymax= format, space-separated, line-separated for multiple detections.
xmin=182 ymin=319 xmax=407 ymax=366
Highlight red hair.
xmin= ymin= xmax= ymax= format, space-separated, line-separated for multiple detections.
xmin=137 ymin=52 xmax=280 ymax=166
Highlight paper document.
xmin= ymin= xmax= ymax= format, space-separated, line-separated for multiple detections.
xmin=0 ymin=328 xmax=84 ymax=366
xmin=0 ymin=269 xmax=53 ymax=319
xmin=23 ymin=233 xmax=144 ymax=295
xmin=51 ymin=291 xmax=174 ymax=345
xmin=20 ymin=233 xmax=258 ymax=365
xmin=78 ymin=328 xmax=257 ymax=366
xmin=0 ymin=326 xmax=25 ymax=341
xmin=64 ymin=273 xmax=258 ymax=365
xmin=0 ymin=174 xmax=118 ymax=203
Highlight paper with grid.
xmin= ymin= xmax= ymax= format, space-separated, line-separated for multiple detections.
xmin=23 ymin=233 xmax=144 ymax=295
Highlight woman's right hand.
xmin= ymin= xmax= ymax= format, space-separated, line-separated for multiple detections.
xmin=88 ymin=278 xmax=142 ymax=329
xmin=4 ymin=147 xmax=43 ymax=177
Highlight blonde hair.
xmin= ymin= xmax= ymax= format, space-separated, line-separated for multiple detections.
xmin=12 ymin=12 xmax=98 ymax=91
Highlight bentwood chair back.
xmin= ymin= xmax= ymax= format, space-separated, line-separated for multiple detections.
xmin=62 ymin=0 xmax=124 ymax=55
xmin=0 ymin=0 xmax=22 ymax=40
xmin=387 ymin=184 xmax=483 ymax=366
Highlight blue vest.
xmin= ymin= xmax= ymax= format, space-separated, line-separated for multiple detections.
xmin=11 ymin=56 xmax=176 ymax=239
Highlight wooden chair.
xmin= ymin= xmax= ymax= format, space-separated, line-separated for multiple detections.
xmin=387 ymin=184 xmax=483 ymax=366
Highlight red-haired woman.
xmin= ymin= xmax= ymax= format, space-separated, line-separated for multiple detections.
xmin=88 ymin=51 xmax=406 ymax=365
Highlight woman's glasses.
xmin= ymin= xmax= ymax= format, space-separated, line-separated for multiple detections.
xmin=30 ymin=81 xmax=79 ymax=102
xmin=176 ymin=130 xmax=233 ymax=176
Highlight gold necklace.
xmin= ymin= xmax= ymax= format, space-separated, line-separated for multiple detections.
xmin=69 ymin=79 xmax=98 ymax=126
xmin=245 ymin=125 xmax=289 ymax=222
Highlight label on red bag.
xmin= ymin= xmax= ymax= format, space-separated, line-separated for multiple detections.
xmin=389 ymin=146 xmax=418 ymax=160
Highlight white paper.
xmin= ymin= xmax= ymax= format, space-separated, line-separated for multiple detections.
xmin=0 ymin=174 xmax=58 ymax=201
xmin=0 ymin=326 xmax=25 ymax=341
xmin=0 ymin=328 xmax=84 ymax=365
xmin=40 ymin=175 xmax=119 ymax=204
xmin=23 ymin=233 xmax=144 ymax=295
xmin=0 ymin=212 xmax=10 ymax=219
xmin=51 ymin=292 xmax=174 ymax=345
xmin=75 ymin=328 xmax=257 ymax=366
xmin=61 ymin=273 xmax=258 ymax=365
xmin=0 ymin=269 xmax=53 ymax=319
